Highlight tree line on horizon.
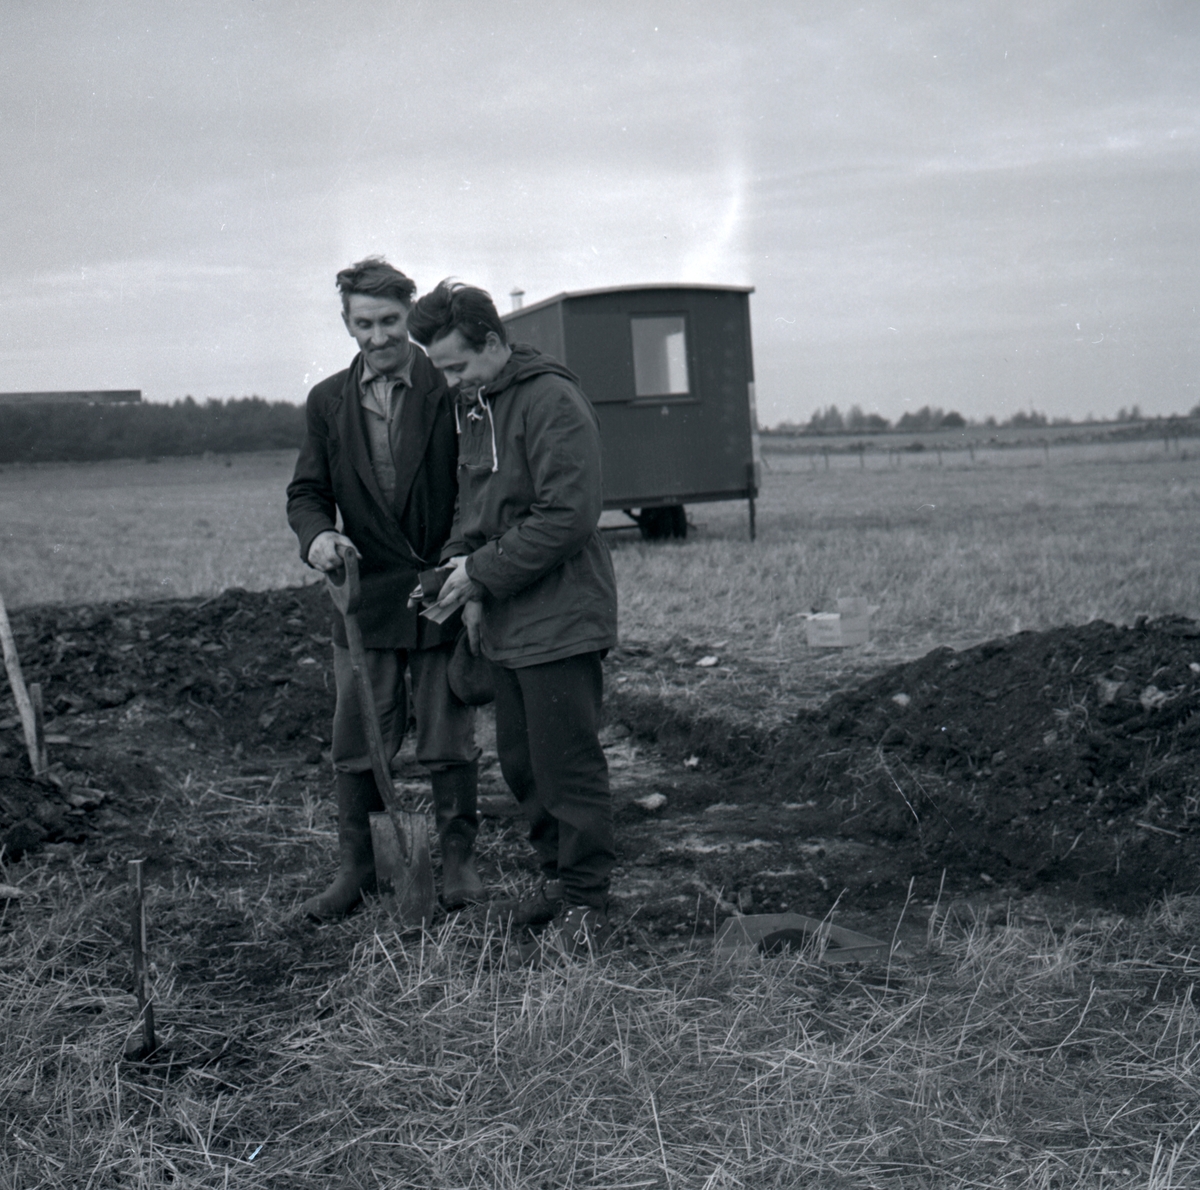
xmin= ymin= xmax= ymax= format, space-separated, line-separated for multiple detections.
xmin=769 ymin=402 xmax=1200 ymax=435
xmin=2 ymin=393 xmax=1197 ymax=466
xmin=0 ymin=396 xmax=306 ymax=464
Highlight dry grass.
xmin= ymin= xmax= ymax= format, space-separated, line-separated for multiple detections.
xmin=4 ymin=440 xmax=1198 ymax=643
xmin=620 ymin=442 xmax=1200 ymax=649
xmin=4 ymin=440 xmax=1200 ymax=1185
xmin=4 ymin=807 xmax=1199 ymax=1188
xmin=0 ymin=452 xmax=312 ymax=606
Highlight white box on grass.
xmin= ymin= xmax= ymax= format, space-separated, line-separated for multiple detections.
xmin=804 ymin=597 xmax=874 ymax=648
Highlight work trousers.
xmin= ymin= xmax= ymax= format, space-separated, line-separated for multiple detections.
xmin=330 ymin=642 xmax=479 ymax=840
xmin=493 ymin=651 xmax=613 ymax=911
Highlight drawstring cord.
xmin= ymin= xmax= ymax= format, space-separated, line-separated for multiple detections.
xmin=485 ymin=400 xmax=498 ymax=472
xmin=457 ymin=391 xmax=499 ymax=473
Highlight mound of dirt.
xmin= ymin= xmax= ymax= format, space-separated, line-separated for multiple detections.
xmin=3 ymin=585 xmax=1199 ymax=914
xmin=5 ymin=582 xmax=334 ymax=748
xmin=759 ymin=617 xmax=1200 ymax=909
xmin=0 ymin=584 xmax=335 ymax=856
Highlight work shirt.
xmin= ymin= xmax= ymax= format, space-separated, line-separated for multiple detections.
xmin=360 ymin=346 xmax=415 ymax=507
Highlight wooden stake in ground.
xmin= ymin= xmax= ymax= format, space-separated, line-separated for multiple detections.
xmin=29 ymin=682 xmax=48 ymax=774
xmin=0 ymin=590 xmax=46 ymax=775
xmin=126 ymin=858 xmax=157 ymax=1061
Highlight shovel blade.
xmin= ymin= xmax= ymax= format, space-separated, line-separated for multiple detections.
xmin=369 ymin=810 xmax=436 ymax=928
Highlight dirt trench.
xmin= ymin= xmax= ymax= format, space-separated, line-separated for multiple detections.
xmin=3 ymin=584 xmax=1200 ymax=942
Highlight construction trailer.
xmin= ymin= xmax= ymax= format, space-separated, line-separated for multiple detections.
xmin=502 ymin=284 xmax=761 ymax=540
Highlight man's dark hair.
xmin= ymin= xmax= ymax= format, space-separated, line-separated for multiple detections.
xmin=407 ymin=280 xmax=508 ymax=350
xmin=336 ymin=257 xmax=417 ymax=313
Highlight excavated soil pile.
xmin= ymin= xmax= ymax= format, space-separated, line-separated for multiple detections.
xmin=2 ymin=585 xmax=1199 ymax=913
xmin=757 ymin=617 xmax=1200 ymax=910
xmin=1 ymin=583 xmax=334 ymax=857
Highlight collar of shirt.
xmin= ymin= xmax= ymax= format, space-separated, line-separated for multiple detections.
xmin=360 ymin=345 xmax=415 ymax=420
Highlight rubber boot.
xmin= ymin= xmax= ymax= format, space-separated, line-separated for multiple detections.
xmin=300 ymin=771 xmax=382 ymax=921
xmin=432 ymin=763 xmax=484 ymax=909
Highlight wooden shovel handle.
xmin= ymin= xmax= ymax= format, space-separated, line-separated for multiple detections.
xmin=324 ymin=544 xmax=362 ymax=617
xmin=327 ymin=546 xmax=411 ymax=865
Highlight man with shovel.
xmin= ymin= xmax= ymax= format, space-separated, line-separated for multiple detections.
xmin=287 ymin=258 xmax=482 ymax=920
xmin=408 ymin=280 xmax=619 ymax=958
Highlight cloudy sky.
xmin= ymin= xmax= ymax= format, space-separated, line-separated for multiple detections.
xmin=3 ymin=0 xmax=1197 ymax=426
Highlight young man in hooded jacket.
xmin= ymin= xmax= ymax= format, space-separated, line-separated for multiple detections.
xmin=286 ymin=259 xmax=483 ymax=920
xmin=408 ymin=280 xmax=619 ymax=955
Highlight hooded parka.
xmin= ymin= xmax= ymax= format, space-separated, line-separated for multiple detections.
xmin=442 ymin=344 xmax=618 ymax=667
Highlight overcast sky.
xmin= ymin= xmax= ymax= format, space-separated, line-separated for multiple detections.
xmin=3 ymin=0 xmax=1197 ymax=426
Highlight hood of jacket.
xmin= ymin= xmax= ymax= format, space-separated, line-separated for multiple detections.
xmin=469 ymin=343 xmax=580 ymax=407
xmin=453 ymin=344 xmax=583 ymax=472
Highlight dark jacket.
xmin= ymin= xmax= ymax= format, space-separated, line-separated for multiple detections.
xmin=444 ymin=344 xmax=618 ymax=668
xmin=287 ymin=350 xmax=460 ymax=650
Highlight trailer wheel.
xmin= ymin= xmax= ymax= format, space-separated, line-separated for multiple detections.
xmin=667 ymin=504 xmax=688 ymax=539
xmin=635 ymin=505 xmax=688 ymax=541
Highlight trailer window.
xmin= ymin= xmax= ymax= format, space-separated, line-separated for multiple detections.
xmin=631 ymin=316 xmax=690 ymax=397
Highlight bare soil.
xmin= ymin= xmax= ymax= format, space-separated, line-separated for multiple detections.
xmin=3 ymin=585 xmax=1199 ymax=945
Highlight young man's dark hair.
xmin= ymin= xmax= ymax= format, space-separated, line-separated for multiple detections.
xmin=335 ymin=256 xmax=417 ymax=313
xmin=408 ymin=279 xmax=509 ymax=351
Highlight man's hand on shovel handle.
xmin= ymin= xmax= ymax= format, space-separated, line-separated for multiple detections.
xmin=308 ymin=530 xmax=356 ymax=572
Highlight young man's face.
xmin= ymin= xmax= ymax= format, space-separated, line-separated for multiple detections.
xmin=426 ymin=329 xmax=508 ymax=398
xmin=342 ymin=293 xmax=411 ymax=375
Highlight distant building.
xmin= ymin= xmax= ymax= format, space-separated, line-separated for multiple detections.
xmin=0 ymin=390 xmax=142 ymax=406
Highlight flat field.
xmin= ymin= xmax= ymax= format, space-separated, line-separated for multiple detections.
xmin=0 ymin=452 xmax=312 ymax=607
xmin=4 ymin=437 xmax=1198 ymax=653
xmin=616 ymin=437 xmax=1200 ymax=733
xmin=3 ymin=441 xmax=1200 ymax=1188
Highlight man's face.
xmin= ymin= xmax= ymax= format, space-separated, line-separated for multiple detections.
xmin=426 ymin=329 xmax=508 ymax=398
xmin=342 ymin=293 xmax=411 ymax=375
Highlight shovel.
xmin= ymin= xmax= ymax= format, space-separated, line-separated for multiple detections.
xmin=326 ymin=547 xmax=436 ymax=929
